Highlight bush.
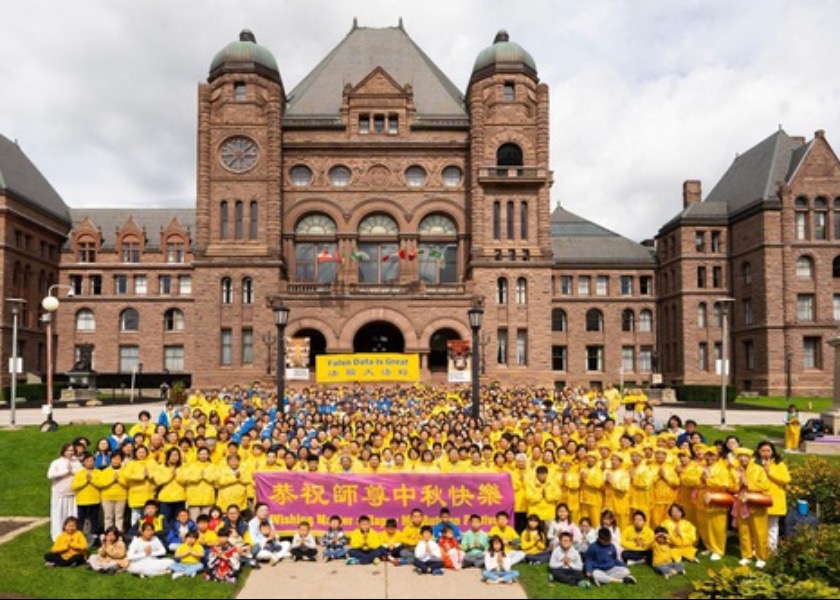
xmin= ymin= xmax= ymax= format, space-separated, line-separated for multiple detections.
xmin=768 ymin=523 xmax=840 ymax=587
xmin=690 ymin=565 xmax=839 ymax=599
xmin=171 ymin=380 xmax=188 ymax=404
xmin=1 ymin=383 xmax=67 ymax=403
xmin=790 ymin=457 xmax=840 ymax=524
xmin=675 ymin=384 xmax=738 ymax=402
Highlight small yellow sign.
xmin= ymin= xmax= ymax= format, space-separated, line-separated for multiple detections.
xmin=315 ymin=353 xmax=420 ymax=383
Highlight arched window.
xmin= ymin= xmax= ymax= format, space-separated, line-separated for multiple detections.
xmin=497 ymin=278 xmax=508 ymax=304
xmin=220 ymin=201 xmax=229 ymax=239
xmin=515 ymin=277 xmax=528 ymax=304
xmin=551 ymin=308 xmax=567 ymax=332
xmin=418 ymin=214 xmax=458 ymax=284
xmin=698 ymin=302 xmax=707 ymax=327
xmin=357 ymin=214 xmax=399 ymax=284
xmin=621 ymin=309 xmax=635 ymax=332
xmin=120 ymin=308 xmax=139 ymax=332
xmin=221 ymin=277 xmax=233 ymax=304
xmin=242 ymin=277 xmax=254 ymax=304
xmin=639 ymin=309 xmax=653 ymax=332
xmin=796 ymin=255 xmax=814 ymax=278
xmin=163 ymin=308 xmax=184 ymax=331
xmin=497 ymin=143 xmax=523 ymax=166
xmin=76 ymin=308 xmax=95 ymax=332
xmin=586 ymin=309 xmax=604 ymax=332
xmin=234 ymin=201 xmax=244 ymax=239
xmin=249 ymin=201 xmax=258 ymax=239
xmin=295 ymin=213 xmax=338 ymax=284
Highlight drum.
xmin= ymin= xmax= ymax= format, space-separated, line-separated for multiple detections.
xmin=704 ymin=492 xmax=734 ymax=507
xmin=744 ymin=492 xmax=773 ymax=507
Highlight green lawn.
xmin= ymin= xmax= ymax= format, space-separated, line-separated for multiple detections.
xmin=734 ymin=395 xmax=831 ymax=413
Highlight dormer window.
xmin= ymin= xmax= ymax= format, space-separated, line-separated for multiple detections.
xmin=359 ymin=114 xmax=370 ymax=134
xmin=389 ymin=114 xmax=398 ymax=135
xmin=374 ymin=114 xmax=385 ymax=133
xmin=121 ymin=238 xmax=141 ymax=263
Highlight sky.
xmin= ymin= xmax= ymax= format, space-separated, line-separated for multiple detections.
xmin=1 ymin=0 xmax=839 ymax=242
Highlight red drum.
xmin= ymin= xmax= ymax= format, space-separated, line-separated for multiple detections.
xmin=704 ymin=492 xmax=735 ymax=507
xmin=744 ymin=493 xmax=773 ymax=507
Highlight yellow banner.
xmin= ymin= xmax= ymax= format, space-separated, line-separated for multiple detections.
xmin=315 ymin=353 xmax=419 ymax=383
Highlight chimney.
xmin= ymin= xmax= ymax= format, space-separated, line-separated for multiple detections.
xmin=815 ymin=129 xmax=825 ymax=139
xmin=683 ymin=180 xmax=702 ymax=208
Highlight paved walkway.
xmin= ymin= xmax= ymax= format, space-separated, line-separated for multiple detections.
xmin=236 ymin=560 xmax=526 ymax=600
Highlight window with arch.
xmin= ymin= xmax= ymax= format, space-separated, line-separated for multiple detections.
xmin=249 ymin=201 xmax=258 ymax=239
xmin=234 ymin=201 xmax=244 ymax=239
xmin=639 ymin=309 xmax=653 ymax=332
xmin=586 ymin=309 xmax=604 ymax=332
xmin=76 ymin=308 xmax=95 ymax=332
xmin=242 ymin=277 xmax=254 ymax=304
xmin=357 ymin=214 xmax=399 ymax=284
xmin=621 ymin=309 xmax=635 ymax=332
xmin=515 ymin=277 xmax=527 ymax=304
xmin=221 ymin=277 xmax=233 ymax=304
xmin=551 ymin=308 xmax=567 ymax=332
xmin=120 ymin=308 xmax=139 ymax=332
xmin=295 ymin=213 xmax=338 ymax=284
xmin=497 ymin=278 xmax=508 ymax=304
xmin=795 ymin=196 xmax=808 ymax=240
xmin=698 ymin=302 xmax=707 ymax=327
xmin=163 ymin=308 xmax=184 ymax=331
xmin=418 ymin=214 xmax=457 ymax=284
xmin=796 ymin=255 xmax=814 ymax=278
xmin=220 ymin=201 xmax=229 ymax=239
xmin=496 ymin=143 xmax=523 ymax=166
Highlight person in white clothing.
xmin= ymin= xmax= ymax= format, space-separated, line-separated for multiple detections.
xmin=126 ymin=522 xmax=173 ymax=577
xmin=247 ymin=503 xmax=290 ymax=565
xmin=482 ymin=535 xmax=520 ymax=584
xmin=413 ymin=526 xmax=445 ymax=575
xmin=47 ymin=443 xmax=81 ymax=540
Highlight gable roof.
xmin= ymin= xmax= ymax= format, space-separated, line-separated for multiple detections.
xmin=285 ymin=25 xmax=466 ymax=121
xmin=0 ymin=134 xmax=71 ymax=223
xmin=68 ymin=208 xmax=195 ymax=250
xmin=551 ymin=206 xmax=655 ymax=266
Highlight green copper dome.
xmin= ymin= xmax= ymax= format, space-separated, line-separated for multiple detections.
xmin=209 ymin=30 xmax=280 ymax=82
xmin=472 ymin=30 xmax=537 ymax=79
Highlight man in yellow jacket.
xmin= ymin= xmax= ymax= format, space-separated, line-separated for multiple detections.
xmin=578 ymin=452 xmax=605 ymax=524
xmin=733 ymin=447 xmax=770 ymax=568
xmin=650 ymin=448 xmax=680 ymax=527
xmin=526 ymin=466 xmax=560 ymax=521
xmin=216 ymin=453 xmax=252 ymax=511
xmin=71 ymin=453 xmax=101 ymax=541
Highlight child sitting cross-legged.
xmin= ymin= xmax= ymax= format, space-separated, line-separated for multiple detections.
xmin=651 ymin=527 xmax=686 ymax=579
xmin=322 ymin=515 xmax=348 ymax=562
xmin=347 ymin=515 xmax=381 ymax=565
xmin=290 ymin=521 xmax=318 ymax=561
xmin=413 ymin=525 xmax=445 ymax=575
xmin=482 ymin=535 xmax=519 ymax=584
xmin=549 ymin=531 xmax=589 ymax=588
xmin=44 ymin=517 xmax=87 ymax=568
xmin=171 ymin=529 xmax=204 ymax=579
xmin=206 ymin=528 xmax=241 ymax=583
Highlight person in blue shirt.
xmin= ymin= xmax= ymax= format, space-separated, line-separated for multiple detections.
xmin=584 ymin=528 xmax=636 ymax=586
xmin=431 ymin=507 xmax=462 ymax=542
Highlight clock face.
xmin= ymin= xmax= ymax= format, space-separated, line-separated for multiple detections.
xmin=219 ymin=136 xmax=259 ymax=172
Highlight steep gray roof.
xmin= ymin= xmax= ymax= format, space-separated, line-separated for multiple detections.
xmin=551 ymin=206 xmax=655 ymax=266
xmin=285 ymin=25 xmax=466 ymax=121
xmin=68 ymin=208 xmax=195 ymax=250
xmin=0 ymin=134 xmax=70 ymax=223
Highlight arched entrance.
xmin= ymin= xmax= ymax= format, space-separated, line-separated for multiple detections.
xmin=292 ymin=328 xmax=327 ymax=367
xmin=428 ymin=328 xmax=461 ymax=371
xmin=353 ymin=321 xmax=405 ymax=353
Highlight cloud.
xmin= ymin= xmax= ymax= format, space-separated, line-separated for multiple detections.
xmin=1 ymin=0 xmax=838 ymax=242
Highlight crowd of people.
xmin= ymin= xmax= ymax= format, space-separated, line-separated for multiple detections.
xmin=44 ymin=381 xmax=793 ymax=586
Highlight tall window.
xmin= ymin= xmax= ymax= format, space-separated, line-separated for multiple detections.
xmin=559 ymin=276 xmax=572 ymax=295
xmin=164 ymin=308 xmax=184 ymax=331
xmin=493 ymin=201 xmax=501 ymax=240
xmin=742 ymin=261 xmax=752 ymax=284
xmin=77 ymin=240 xmax=96 ymax=263
xmin=520 ymin=201 xmax=528 ymax=240
xmin=234 ymin=201 xmax=244 ymax=239
xmin=834 ymin=197 xmax=840 ymax=240
xmin=242 ymin=277 xmax=254 ymax=304
xmin=712 ymin=266 xmax=722 ymax=288
xmin=221 ymin=277 xmax=233 ymax=304
xmin=834 ymin=256 xmax=840 ymax=278
xmin=551 ymin=308 xmax=567 ymax=332
xmin=166 ymin=241 xmax=185 ymax=263
xmin=418 ymin=214 xmax=457 ymax=284
xmin=75 ymin=309 xmax=95 ymax=332
xmin=697 ymin=266 xmax=706 ymax=288
xmin=796 ymin=256 xmax=814 ymax=278
xmin=711 ymin=230 xmax=721 ymax=252
xmin=220 ymin=329 xmax=232 ymax=366
xmin=620 ymin=276 xmax=633 ymax=296
xmin=797 ymin=294 xmax=815 ymax=322
xmin=695 ymin=231 xmax=705 ymax=252
xmin=121 ymin=239 xmax=140 ymax=263
xmin=640 ymin=276 xmax=653 ymax=295
xmin=795 ymin=197 xmax=808 ymax=240
xmin=90 ymin=275 xmax=102 ymax=295
xmin=803 ymin=337 xmax=821 ymax=369
xmin=70 ymin=275 xmax=83 ymax=296
xmin=744 ymin=340 xmax=755 ymax=370
xmin=596 ymin=276 xmax=608 ymax=296
xmin=815 ymin=197 xmax=827 ymax=239
xmin=713 ymin=302 xmax=722 ymax=327
xmin=134 ymin=275 xmax=147 ymax=295
xmin=178 ymin=275 xmax=191 ymax=295
xmin=295 ymin=213 xmax=338 ymax=284
xmin=119 ymin=308 xmax=139 ymax=331
xmin=639 ymin=347 xmax=653 ymax=372
xmin=516 ymin=329 xmax=528 ymax=365
xmin=497 ymin=278 xmax=508 ymax=304
xmin=220 ymin=201 xmax=229 ymax=239
xmin=515 ymin=277 xmax=527 ymax=304
xmin=621 ymin=309 xmax=635 ymax=332
xmin=578 ymin=276 xmax=590 ymax=296
xmin=622 ymin=347 xmax=635 ymax=372
xmin=242 ymin=328 xmax=253 ymax=364
xmin=552 ymin=346 xmax=567 ymax=371
xmin=586 ymin=345 xmax=604 ymax=371
xmin=698 ymin=343 xmax=708 ymax=371
xmin=639 ymin=309 xmax=653 ymax=332
xmin=164 ymin=346 xmax=184 ymax=372
xmin=743 ymin=299 xmax=754 ymax=326
xmin=357 ymin=214 xmax=399 ymax=284
xmin=497 ymin=329 xmax=508 ymax=364
xmin=115 ymin=275 xmax=128 ymax=295
xmin=503 ymin=82 xmax=515 ymax=102
xmin=249 ymin=201 xmax=259 ymax=239
xmin=159 ymin=275 xmax=172 ymax=295
xmin=506 ymin=201 xmax=515 ymax=239
xmin=834 ymin=294 xmax=840 ymax=321
xmin=119 ymin=346 xmax=139 ymax=373
xmin=586 ymin=309 xmax=604 ymax=332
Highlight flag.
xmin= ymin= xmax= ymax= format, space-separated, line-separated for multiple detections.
xmin=428 ymin=248 xmax=444 ymax=259
xmin=408 ymin=249 xmax=417 ymax=261
xmin=398 ymin=248 xmax=407 ymax=260
xmin=317 ymin=248 xmax=334 ymax=263
xmin=350 ymin=251 xmax=370 ymax=261
xmin=333 ymin=250 xmax=343 ymax=264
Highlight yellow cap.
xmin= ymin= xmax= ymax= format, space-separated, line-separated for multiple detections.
xmin=735 ymin=447 xmax=754 ymax=457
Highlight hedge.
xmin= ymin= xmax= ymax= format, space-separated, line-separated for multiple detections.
xmin=1 ymin=383 xmax=68 ymax=403
xmin=674 ymin=384 xmax=737 ymax=402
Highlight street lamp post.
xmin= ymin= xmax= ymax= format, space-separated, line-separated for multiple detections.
xmin=717 ymin=297 xmax=735 ymax=429
xmin=468 ymin=304 xmax=484 ymax=421
xmin=273 ymin=302 xmax=290 ymax=416
xmin=5 ymin=298 xmax=26 ymax=426
xmin=41 ymin=284 xmax=74 ymax=429
xmin=785 ymin=351 xmax=793 ymax=402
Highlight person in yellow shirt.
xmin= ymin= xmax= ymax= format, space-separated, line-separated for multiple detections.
xmin=699 ymin=447 xmax=735 ymax=561
xmin=603 ymin=384 xmax=622 ymax=415
xmin=347 ymin=515 xmax=382 ymax=565
xmin=784 ymin=405 xmax=801 ymax=451
xmin=520 ymin=514 xmax=550 ymax=563
xmin=171 ymin=530 xmax=204 ymax=578
xmin=488 ymin=510 xmax=525 ymax=564
xmin=756 ymin=441 xmax=790 ymax=552
xmin=196 ymin=514 xmax=219 ymax=549
xmin=510 ymin=453 xmax=530 ymax=533
xmin=675 ymin=449 xmax=702 ymax=526
xmin=651 ymin=527 xmax=685 ymax=579
xmin=660 ymin=503 xmax=698 ymax=562
xmin=120 ymin=446 xmax=157 ymax=525
xmin=128 ymin=410 xmax=156 ymax=440
xmin=44 ymin=516 xmax=87 ymax=567
xmin=603 ymin=454 xmax=631 ymax=530
xmin=556 ymin=457 xmax=581 ymax=518
xmin=380 ymin=518 xmax=404 ymax=565
xmin=178 ymin=446 xmax=218 ymax=520
xmin=650 ymin=448 xmax=680 ymax=527
xmin=579 ymin=452 xmax=605 ymax=524
xmin=92 ymin=452 xmax=128 ymax=533
xmin=154 ymin=448 xmax=187 ymax=524
xmin=71 ymin=453 xmax=101 ymax=542
xmin=620 ymin=510 xmax=654 ymax=565
xmin=526 ymin=466 xmax=560 ymax=522
xmin=733 ymin=447 xmax=770 ymax=568
xmin=216 ymin=454 xmax=251 ymax=512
